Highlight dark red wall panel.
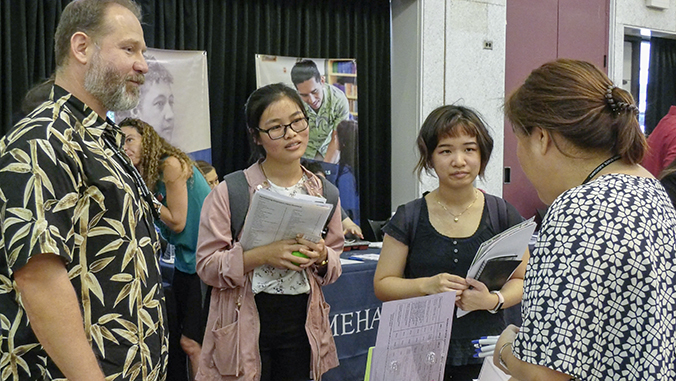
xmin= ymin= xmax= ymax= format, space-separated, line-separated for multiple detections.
xmin=504 ymin=0 xmax=610 ymax=218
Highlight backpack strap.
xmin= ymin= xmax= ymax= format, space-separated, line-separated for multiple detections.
xmin=403 ymin=197 xmax=424 ymax=245
xmin=319 ymin=176 xmax=339 ymax=238
xmin=485 ymin=194 xmax=510 ymax=233
xmin=223 ymin=170 xmax=249 ymax=240
xmin=201 ymin=170 xmax=249 ymax=310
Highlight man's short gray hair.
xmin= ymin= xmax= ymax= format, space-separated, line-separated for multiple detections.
xmin=54 ymin=0 xmax=142 ymax=69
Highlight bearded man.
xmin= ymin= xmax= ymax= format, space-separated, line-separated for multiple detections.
xmin=0 ymin=1 xmax=168 ymax=380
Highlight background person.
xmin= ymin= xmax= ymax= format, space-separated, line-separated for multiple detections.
xmin=195 ymin=159 xmax=219 ymax=189
xmin=373 ymin=105 xmax=529 ymax=381
xmin=116 ymin=57 xmax=176 ymax=142
xmin=659 ymin=157 xmax=676 ymax=208
xmin=120 ymin=118 xmax=211 ymax=381
xmin=290 ymin=59 xmax=349 ymax=160
xmin=324 ymin=119 xmax=360 ymax=226
xmin=12 ymin=75 xmax=56 ymax=125
xmin=303 ymin=159 xmax=364 ymax=239
xmin=641 ymin=105 xmax=676 ymax=177
xmin=0 ymin=1 xmax=169 ymax=380
xmin=496 ymin=58 xmax=676 ymax=381
xmin=195 ymin=83 xmax=344 ymax=381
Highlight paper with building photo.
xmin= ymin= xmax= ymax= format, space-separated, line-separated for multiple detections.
xmin=368 ymin=291 xmax=456 ymax=381
xmin=239 ymin=189 xmax=333 ymax=251
xmin=457 ymin=218 xmax=536 ymax=318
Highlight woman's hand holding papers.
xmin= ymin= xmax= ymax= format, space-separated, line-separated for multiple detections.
xmin=457 ymin=277 xmax=497 ymax=312
xmin=295 ymin=234 xmax=328 ymax=269
xmin=244 ymin=233 xmax=329 ymax=272
xmin=422 ymin=273 xmax=468 ymax=301
xmin=245 ymin=239 xmax=309 ymax=272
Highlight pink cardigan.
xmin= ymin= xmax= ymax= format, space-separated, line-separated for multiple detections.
xmin=195 ymin=163 xmax=344 ymax=381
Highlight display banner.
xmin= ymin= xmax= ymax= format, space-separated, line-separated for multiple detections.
xmin=113 ymin=48 xmax=212 ymax=163
xmin=255 ymin=55 xmax=360 ymax=225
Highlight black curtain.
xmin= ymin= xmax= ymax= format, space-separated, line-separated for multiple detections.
xmin=0 ymin=0 xmax=391 ymax=222
xmin=645 ymin=36 xmax=676 ymax=135
xmin=1 ymin=1 xmax=68 ymax=126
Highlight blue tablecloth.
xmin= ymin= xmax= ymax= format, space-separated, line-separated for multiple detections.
xmin=323 ymin=250 xmax=381 ymax=381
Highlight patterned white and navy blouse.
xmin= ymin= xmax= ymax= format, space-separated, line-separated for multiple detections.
xmin=513 ymin=174 xmax=676 ymax=380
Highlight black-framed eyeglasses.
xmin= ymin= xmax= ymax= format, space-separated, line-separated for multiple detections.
xmin=256 ymin=117 xmax=309 ymax=140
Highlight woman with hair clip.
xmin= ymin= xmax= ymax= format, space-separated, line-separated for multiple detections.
xmin=373 ymin=105 xmax=530 ymax=381
xmin=495 ymin=59 xmax=676 ymax=380
xmin=120 ymin=118 xmax=211 ymax=381
xmin=194 ymin=83 xmax=343 ymax=381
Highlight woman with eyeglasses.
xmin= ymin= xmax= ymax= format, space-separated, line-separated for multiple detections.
xmin=195 ymin=83 xmax=344 ymax=381
xmin=119 ymin=118 xmax=212 ymax=380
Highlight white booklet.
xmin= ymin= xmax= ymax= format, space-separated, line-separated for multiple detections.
xmin=477 ymin=356 xmax=510 ymax=381
xmin=368 ymin=292 xmax=456 ymax=381
xmin=238 ymin=188 xmax=333 ymax=251
xmin=457 ymin=217 xmax=536 ymax=318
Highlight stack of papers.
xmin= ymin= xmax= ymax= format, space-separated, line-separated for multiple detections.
xmin=348 ymin=253 xmax=380 ymax=261
xmin=457 ymin=218 xmax=536 ymax=318
xmin=367 ymin=292 xmax=456 ymax=381
xmin=239 ymin=189 xmax=333 ymax=251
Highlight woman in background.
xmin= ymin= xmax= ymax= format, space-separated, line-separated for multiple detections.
xmin=195 ymin=83 xmax=343 ymax=381
xmin=495 ymin=59 xmax=676 ymax=380
xmin=120 ymin=118 xmax=211 ymax=381
xmin=658 ymin=157 xmax=676 ymax=209
xmin=195 ymin=159 xmax=219 ymax=189
xmin=324 ymin=120 xmax=360 ymax=226
xmin=373 ymin=105 xmax=529 ymax=381
xmin=302 ymin=159 xmax=363 ymax=239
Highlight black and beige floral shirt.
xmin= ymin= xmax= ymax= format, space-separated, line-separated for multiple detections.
xmin=0 ymin=86 xmax=168 ymax=380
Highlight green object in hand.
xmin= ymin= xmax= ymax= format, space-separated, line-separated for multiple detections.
xmin=291 ymin=251 xmax=307 ymax=266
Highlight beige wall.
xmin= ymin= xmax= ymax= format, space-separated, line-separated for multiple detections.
xmin=392 ymin=0 xmax=676 ymax=212
xmin=391 ymin=0 xmax=506 ymax=211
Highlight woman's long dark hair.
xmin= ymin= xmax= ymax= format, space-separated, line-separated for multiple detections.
xmin=335 ymin=119 xmax=359 ymax=189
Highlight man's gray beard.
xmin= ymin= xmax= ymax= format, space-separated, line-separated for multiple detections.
xmin=84 ymin=56 xmax=140 ymax=112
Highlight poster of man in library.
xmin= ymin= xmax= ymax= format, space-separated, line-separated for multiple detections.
xmin=255 ymin=55 xmax=360 ymax=226
xmin=290 ymin=59 xmax=350 ymax=160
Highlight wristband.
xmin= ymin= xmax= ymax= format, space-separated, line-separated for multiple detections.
xmin=488 ymin=290 xmax=504 ymax=314
xmin=498 ymin=341 xmax=512 ymax=370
